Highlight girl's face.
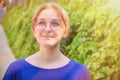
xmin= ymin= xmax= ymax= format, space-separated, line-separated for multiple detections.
xmin=33 ymin=8 xmax=67 ymax=47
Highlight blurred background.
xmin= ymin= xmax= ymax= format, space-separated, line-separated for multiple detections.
xmin=0 ymin=0 xmax=120 ymax=80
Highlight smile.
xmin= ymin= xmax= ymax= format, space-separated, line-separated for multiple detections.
xmin=42 ymin=36 xmax=54 ymax=38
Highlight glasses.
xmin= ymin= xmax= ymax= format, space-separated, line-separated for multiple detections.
xmin=34 ymin=20 xmax=64 ymax=30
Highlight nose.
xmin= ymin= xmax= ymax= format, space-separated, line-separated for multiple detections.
xmin=44 ymin=23 xmax=52 ymax=32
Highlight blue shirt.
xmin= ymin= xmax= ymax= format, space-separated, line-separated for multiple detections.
xmin=3 ymin=59 xmax=90 ymax=80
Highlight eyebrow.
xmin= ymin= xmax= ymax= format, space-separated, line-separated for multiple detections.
xmin=37 ymin=18 xmax=60 ymax=21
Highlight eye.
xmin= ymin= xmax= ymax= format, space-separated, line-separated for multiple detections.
xmin=51 ymin=21 xmax=61 ymax=27
xmin=37 ymin=21 xmax=46 ymax=26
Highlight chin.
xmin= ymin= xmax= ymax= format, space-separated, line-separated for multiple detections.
xmin=38 ymin=38 xmax=60 ymax=47
xmin=40 ymin=41 xmax=59 ymax=47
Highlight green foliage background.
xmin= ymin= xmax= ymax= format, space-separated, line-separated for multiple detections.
xmin=1 ymin=0 xmax=120 ymax=79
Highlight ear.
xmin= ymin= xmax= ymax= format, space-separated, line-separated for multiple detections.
xmin=63 ymin=28 xmax=69 ymax=38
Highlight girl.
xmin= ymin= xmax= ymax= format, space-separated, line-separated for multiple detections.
xmin=3 ymin=2 xmax=90 ymax=80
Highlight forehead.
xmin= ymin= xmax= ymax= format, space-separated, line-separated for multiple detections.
xmin=37 ymin=8 xmax=61 ymax=21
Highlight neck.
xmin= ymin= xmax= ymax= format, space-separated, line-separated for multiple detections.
xmin=25 ymin=44 xmax=70 ymax=69
xmin=37 ymin=44 xmax=63 ymax=62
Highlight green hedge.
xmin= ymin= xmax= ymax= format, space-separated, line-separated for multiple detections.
xmin=2 ymin=0 xmax=120 ymax=79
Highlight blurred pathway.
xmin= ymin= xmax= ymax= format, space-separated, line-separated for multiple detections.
xmin=0 ymin=24 xmax=16 ymax=80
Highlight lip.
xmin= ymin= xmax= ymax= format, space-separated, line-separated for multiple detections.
xmin=42 ymin=36 xmax=54 ymax=38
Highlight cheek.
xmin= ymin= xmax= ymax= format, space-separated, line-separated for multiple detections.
xmin=33 ymin=29 xmax=41 ymax=40
xmin=34 ymin=32 xmax=42 ymax=45
xmin=56 ymin=30 xmax=65 ymax=39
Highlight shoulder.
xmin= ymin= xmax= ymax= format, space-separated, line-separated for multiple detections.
xmin=71 ymin=60 xmax=89 ymax=70
xmin=8 ymin=59 xmax=26 ymax=70
xmin=3 ymin=59 xmax=26 ymax=80
xmin=4 ymin=59 xmax=27 ymax=74
xmin=71 ymin=60 xmax=91 ymax=80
